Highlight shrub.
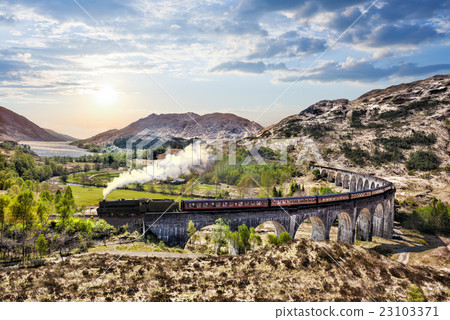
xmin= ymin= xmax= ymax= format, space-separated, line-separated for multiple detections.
xmin=312 ymin=169 xmax=321 ymax=180
xmin=92 ymin=219 xmax=115 ymax=240
xmin=405 ymin=151 xmax=440 ymax=171
xmin=278 ymin=232 xmax=292 ymax=244
xmin=267 ymin=234 xmax=279 ymax=246
xmin=36 ymin=234 xmax=48 ymax=257
xmin=406 ymin=285 xmax=426 ymax=302
xmin=303 ymin=124 xmax=333 ymax=139
xmin=350 ymin=109 xmax=367 ymax=128
xmin=340 ymin=143 xmax=369 ymax=165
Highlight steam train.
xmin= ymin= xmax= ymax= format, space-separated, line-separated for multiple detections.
xmin=98 ymin=183 xmax=394 ymax=215
xmin=180 ymin=182 xmax=394 ymax=211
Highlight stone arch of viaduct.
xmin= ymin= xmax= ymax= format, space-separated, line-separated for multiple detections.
xmin=100 ymin=166 xmax=395 ymax=247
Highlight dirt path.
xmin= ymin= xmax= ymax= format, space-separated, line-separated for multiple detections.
xmin=393 ymin=225 xmax=426 ymax=265
xmin=95 ymin=250 xmax=207 ymax=259
xmin=397 ymin=252 xmax=410 ymax=264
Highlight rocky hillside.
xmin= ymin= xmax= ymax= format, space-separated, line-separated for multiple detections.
xmin=79 ymin=112 xmax=262 ymax=145
xmin=252 ymin=74 xmax=450 ymax=201
xmin=0 ymin=239 xmax=448 ymax=301
xmin=43 ymin=128 xmax=77 ymax=141
xmin=0 ymin=106 xmax=62 ymax=142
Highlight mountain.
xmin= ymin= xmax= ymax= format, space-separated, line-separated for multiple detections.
xmin=43 ymin=128 xmax=77 ymax=142
xmin=251 ymin=74 xmax=450 ymax=201
xmin=79 ymin=112 xmax=263 ymax=145
xmin=0 ymin=106 xmax=62 ymax=142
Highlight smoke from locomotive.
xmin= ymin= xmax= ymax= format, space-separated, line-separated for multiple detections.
xmin=103 ymin=143 xmax=214 ymax=199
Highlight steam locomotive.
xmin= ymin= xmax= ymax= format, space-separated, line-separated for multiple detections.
xmin=98 ymin=183 xmax=394 ymax=214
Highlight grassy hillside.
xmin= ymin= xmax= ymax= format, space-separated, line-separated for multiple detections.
xmin=251 ymin=74 xmax=450 ymax=203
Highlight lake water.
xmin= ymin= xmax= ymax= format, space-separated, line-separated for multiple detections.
xmin=19 ymin=141 xmax=94 ymax=157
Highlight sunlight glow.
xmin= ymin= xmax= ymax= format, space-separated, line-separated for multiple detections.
xmin=95 ymin=86 xmax=118 ymax=106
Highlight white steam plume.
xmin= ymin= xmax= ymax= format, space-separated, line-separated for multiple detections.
xmin=103 ymin=143 xmax=214 ymax=200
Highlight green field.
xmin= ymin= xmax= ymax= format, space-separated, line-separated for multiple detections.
xmin=67 ymin=171 xmax=220 ymax=196
xmin=67 ymin=171 xmax=120 ymax=186
xmin=70 ymin=185 xmax=192 ymax=207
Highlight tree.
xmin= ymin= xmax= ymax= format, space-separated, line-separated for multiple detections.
xmin=187 ymin=220 xmax=198 ymax=245
xmin=36 ymin=200 xmax=50 ymax=227
xmin=211 ymin=218 xmax=231 ymax=254
xmin=238 ymin=224 xmax=250 ymax=253
xmin=249 ymin=227 xmax=262 ymax=251
xmin=0 ymin=194 xmax=11 ymax=245
xmin=56 ymin=197 xmax=74 ymax=230
xmin=213 ymin=175 xmax=220 ymax=195
xmin=39 ymin=190 xmax=53 ymax=202
xmin=10 ymin=190 xmax=35 ymax=229
xmin=288 ymin=180 xmax=299 ymax=196
xmin=63 ymin=186 xmax=75 ymax=209
xmin=55 ymin=190 xmax=62 ymax=204
xmin=186 ymin=178 xmax=197 ymax=196
xmin=36 ymin=234 xmax=48 ymax=257
xmin=237 ymin=174 xmax=256 ymax=197
xmin=9 ymin=190 xmax=35 ymax=260
xmin=261 ymin=170 xmax=275 ymax=194
xmin=229 ymin=231 xmax=240 ymax=255
xmin=272 ymin=186 xmax=279 ymax=197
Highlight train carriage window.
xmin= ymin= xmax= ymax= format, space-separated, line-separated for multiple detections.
xmin=223 ymin=202 xmax=228 ymax=207
xmin=239 ymin=202 xmax=243 ymax=206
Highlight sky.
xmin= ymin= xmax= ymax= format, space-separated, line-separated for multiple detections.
xmin=0 ymin=0 xmax=449 ymax=139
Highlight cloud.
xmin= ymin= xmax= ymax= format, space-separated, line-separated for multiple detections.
xmin=238 ymin=0 xmax=368 ymax=18
xmin=366 ymin=24 xmax=443 ymax=47
xmin=278 ymin=59 xmax=450 ymax=82
xmin=0 ymin=13 xmax=16 ymax=25
xmin=0 ymin=54 xmax=31 ymax=81
xmin=210 ymin=61 xmax=288 ymax=74
xmin=248 ymin=34 xmax=327 ymax=59
xmin=374 ymin=0 xmax=450 ymax=22
xmin=4 ymin=0 xmax=137 ymax=22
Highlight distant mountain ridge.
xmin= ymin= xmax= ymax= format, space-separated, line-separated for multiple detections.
xmin=0 ymin=106 xmax=63 ymax=142
xmin=43 ymin=128 xmax=77 ymax=142
xmin=79 ymin=112 xmax=263 ymax=145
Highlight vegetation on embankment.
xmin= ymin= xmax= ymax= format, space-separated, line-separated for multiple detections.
xmin=0 ymin=239 xmax=448 ymax=302
xmin=396 ymin=198 xmax=450 ymax=236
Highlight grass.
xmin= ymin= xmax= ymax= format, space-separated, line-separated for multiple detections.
xmin=90 ymin=242 xmax=185 ymax=254
xmin=70 ymin=185 xmax=192 ymax=207
xmin=0 ymin=239 xmax=448 ymax=301
xmin=67 ymin=170 xmax=120 ymax=186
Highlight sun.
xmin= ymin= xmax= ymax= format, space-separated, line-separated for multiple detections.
xmin=95 ymin=86 xmax=118 ymax=106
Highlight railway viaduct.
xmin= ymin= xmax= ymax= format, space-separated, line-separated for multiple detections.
xmin=99 ymin=165 xmax=395 ymax=247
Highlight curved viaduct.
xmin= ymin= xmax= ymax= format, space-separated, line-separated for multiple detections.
xmin=100 ymin=166 xmax=395 ymax=247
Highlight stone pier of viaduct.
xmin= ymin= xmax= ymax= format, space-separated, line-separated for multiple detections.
xmin=100 ymin=165 xmax=395 ymax=247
